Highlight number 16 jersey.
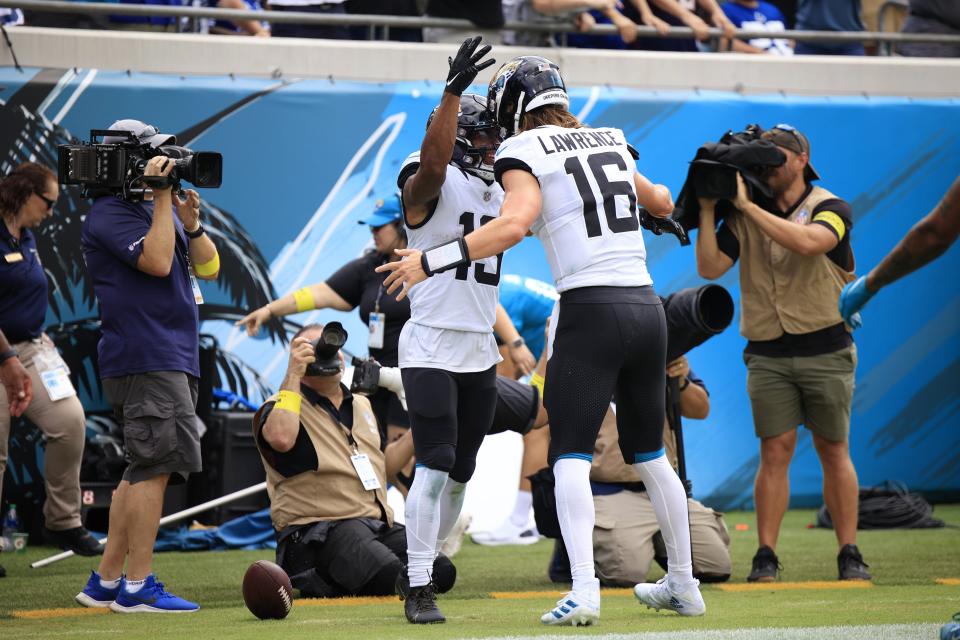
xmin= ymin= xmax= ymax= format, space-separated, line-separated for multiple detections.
xmin=493 ymin=125 xmax=652 ymax=293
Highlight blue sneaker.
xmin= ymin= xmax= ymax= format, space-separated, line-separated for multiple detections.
xmin=76 ymin=570 xmax=121 ymax=608
xmin=109 ymin=575 xmax=199 ymax=613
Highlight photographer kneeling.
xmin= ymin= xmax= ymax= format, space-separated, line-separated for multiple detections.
xmin=254 ymin=323 xmax=455 ymax=598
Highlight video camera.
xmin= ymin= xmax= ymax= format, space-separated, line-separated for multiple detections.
xmin=306 ymin=322 xmax=348 ymax=377
xmin=57 ymin=129 xmax=222 ymax=199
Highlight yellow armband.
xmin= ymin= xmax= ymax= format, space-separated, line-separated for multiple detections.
xmin=529 ymin=372 xmax=545 ymax=398
xmin=194 ymin=253 xmax=220 ymax=277
xmin=274 ymin=390 xmax=302 ymax=415
xmin=293 ymin=287 xmax=316 ymax=312
xmin=812 ymin=211 xmax=846 ymax=241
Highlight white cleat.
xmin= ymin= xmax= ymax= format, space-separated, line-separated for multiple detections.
xmin=540 ymin=593 xmax=600 ymax=626
xmin=633 ymin=577 xmax=706 ymax=617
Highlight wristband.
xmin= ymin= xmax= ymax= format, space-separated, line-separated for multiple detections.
xmin=275 ymin=390 xmax=302 ymax=415
xmin=185 ymin=222 xmax=205 ymax=239
xmin=421 ymin=237 xmax=470 ymax=277
xmin=529 ymin=372 xmax=545 ymax=398
xmin=293 ymin=287 xmax=316 ymax=312
xmin=678 ymin=377 xmax=691 ymax=391
xmin=194 ymin=253 xmax=220 ymax=277
xmin=510 ymin=337 xmax=525 ymax=349
xmin=0 ymin=349 xmax=18 ymax=365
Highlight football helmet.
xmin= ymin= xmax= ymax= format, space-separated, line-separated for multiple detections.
xmin=488 ymin=56 xmax=568 ymax=138
xmin=427 ymin=93 xmax=501 ymax=182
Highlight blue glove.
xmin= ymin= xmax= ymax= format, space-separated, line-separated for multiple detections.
xmin=839 ymin=276 xmax=874 ymax=329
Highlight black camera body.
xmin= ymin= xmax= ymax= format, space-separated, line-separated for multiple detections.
xmin=350 ymin=357 xmax=382 ymax=395
xmin=306 ymin=322 xmax=348 ymax=377
xmin=58 ymin=129 xmax=222 ymax=198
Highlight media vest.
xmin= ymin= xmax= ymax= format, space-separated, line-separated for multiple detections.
xmin=253 ymin=390 xmax=393 ymax=532
xmin=727 ymin=186 xmax=856 ymax=341
xmin=590 ymin=408 xmax=678 ymax=485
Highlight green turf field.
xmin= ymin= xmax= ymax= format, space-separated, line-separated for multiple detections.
xmin=1 ymin=508 xmax=958 ymax=639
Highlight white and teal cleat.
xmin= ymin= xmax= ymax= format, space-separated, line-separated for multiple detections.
xmin=633 ymin=577 xmax=706 ymax=617
xmin=540 ymin=593 xmax=600 ymax=626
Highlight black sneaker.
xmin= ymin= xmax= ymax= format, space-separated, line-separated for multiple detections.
xmin=838 ymin=544 xmax=871 ymax=581
xmin=403 ymin=584 xmax=445 ymax=624
xmin=747 ymin=545 xmax=782 ymax=582
xmin=44 ymin=527 xmax=104 ymax=557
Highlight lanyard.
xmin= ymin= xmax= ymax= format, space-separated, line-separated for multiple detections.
xmin=301 ymin=384 xmax=359 ymax=453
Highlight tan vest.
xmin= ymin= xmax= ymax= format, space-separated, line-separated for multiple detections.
xmin=590 ymin=408 xmax=677 ymax=484
xmin=253 ymin=389 xmax=393 ymax=532
xmin=728 ymin=186 xmax=856 ymax=341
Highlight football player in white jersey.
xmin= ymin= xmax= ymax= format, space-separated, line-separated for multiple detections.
xmin=381 ymin=37 xmax=504 ymax=625
xmin=380 ymin=55 xmax=705 ymax=626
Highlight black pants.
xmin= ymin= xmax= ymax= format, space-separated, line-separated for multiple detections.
xmin=278 ymin=519 xmax=455 ymax=597
xmin=546 ymin=286 xmax=667 ymax=464
xmin=270 ymin=3 xmax=351 ymax=39
xmin=402 ymin=366 xmax=498 ymax=483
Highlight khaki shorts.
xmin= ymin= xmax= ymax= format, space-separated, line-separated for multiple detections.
xmin=744 ymin=346 xmax=857 ymax=442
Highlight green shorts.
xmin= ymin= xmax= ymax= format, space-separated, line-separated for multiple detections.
xmin=744 ymin=345 xmax=857 ymax=442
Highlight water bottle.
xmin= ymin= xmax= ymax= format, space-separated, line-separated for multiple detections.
xmin=1 ymin=504 xmax=18 ymax=551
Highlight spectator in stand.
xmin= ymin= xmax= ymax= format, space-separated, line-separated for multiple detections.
xmin=565 ymin=0 xmax=672 ymax=50
xmin=108 ymin=0 xmax=183 ymax=33
xmin=504 ymin=0 xmax=648 ymax=49
xmin=423 ymin=0 xmax=505 ymax=44
xmin=206 ymin=0 xmax=270 ymax=37
xmin=269 ymin=0 xmax=351 ymax=39
xmin=793 ymin=0 xmax=866 ymax=55
xmin=721 ymin=0 xmax=793 ymax=54
xmin=767 ymin=0 xmax=796 ymax=26
xmin=626 ymin=0 xmax=736 ymax=52
xmin=899 ymin=0 xmax=960 ymax=57
xmin=345 ymin=0 xmax=423 ymax=42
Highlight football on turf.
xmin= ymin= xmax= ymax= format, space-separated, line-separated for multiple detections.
xmin=243 ymin=560 xmax=294 ymax=620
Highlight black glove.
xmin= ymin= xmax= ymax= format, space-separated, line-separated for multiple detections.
xmin=445 ymin=36 xmax=495 ymax=97
xmin=639 ymin=208 xmax=690 ymax=246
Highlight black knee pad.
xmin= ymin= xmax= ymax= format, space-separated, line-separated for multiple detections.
xmin=417 ymin=444 xmax=456 ymax=473
xmin=432 ymin=555 xmax=457 ymax=594
xmin=448 ymin=458 xmax=477 ymax=484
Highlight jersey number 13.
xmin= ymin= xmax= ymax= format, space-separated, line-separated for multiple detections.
xmin=455 ymin=212 xmax=503 ymax=286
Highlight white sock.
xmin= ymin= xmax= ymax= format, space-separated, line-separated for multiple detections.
xmin=632 ymin=450 xmax=694 ymax=590
xmin=99 ymin=576 xmax=121 ymax=589
xmin=554 ymin=457 xmax=600 ymax=605
xmin=404 ymin=466 xmax=449 ymax=587
xmin=509 ymin=489 xmax=533 ymax=529
xmin=435 ymin=479 xmax=466 ymax=556
xmin=124 ymin=578 xmax=146 ymax=593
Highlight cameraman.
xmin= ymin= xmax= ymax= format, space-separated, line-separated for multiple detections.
xmin=254 ymin=324 xmax=455 ymax=598
xmin=75 ymin=120 xmax=220 ymax=613
xmin=695 ymin=124 xmax=870 ymax=583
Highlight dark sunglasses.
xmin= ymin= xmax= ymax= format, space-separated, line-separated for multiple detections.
xmin=35 ymin=192 xmax=57 ymax=210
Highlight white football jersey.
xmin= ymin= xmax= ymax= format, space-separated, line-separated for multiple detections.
xmin=397 ymin=152 xmax=505 ymax=371
xmin=494 ymin=125 xmax=653 ymax=293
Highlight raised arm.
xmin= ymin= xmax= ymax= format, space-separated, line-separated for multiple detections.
xmin=136 ymin=156 xmax=177 ymax=277
xmin=403 ymin=37 xmax=495 ymax=224
xmin=695 ymin=198 xmax=735 ymax=280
